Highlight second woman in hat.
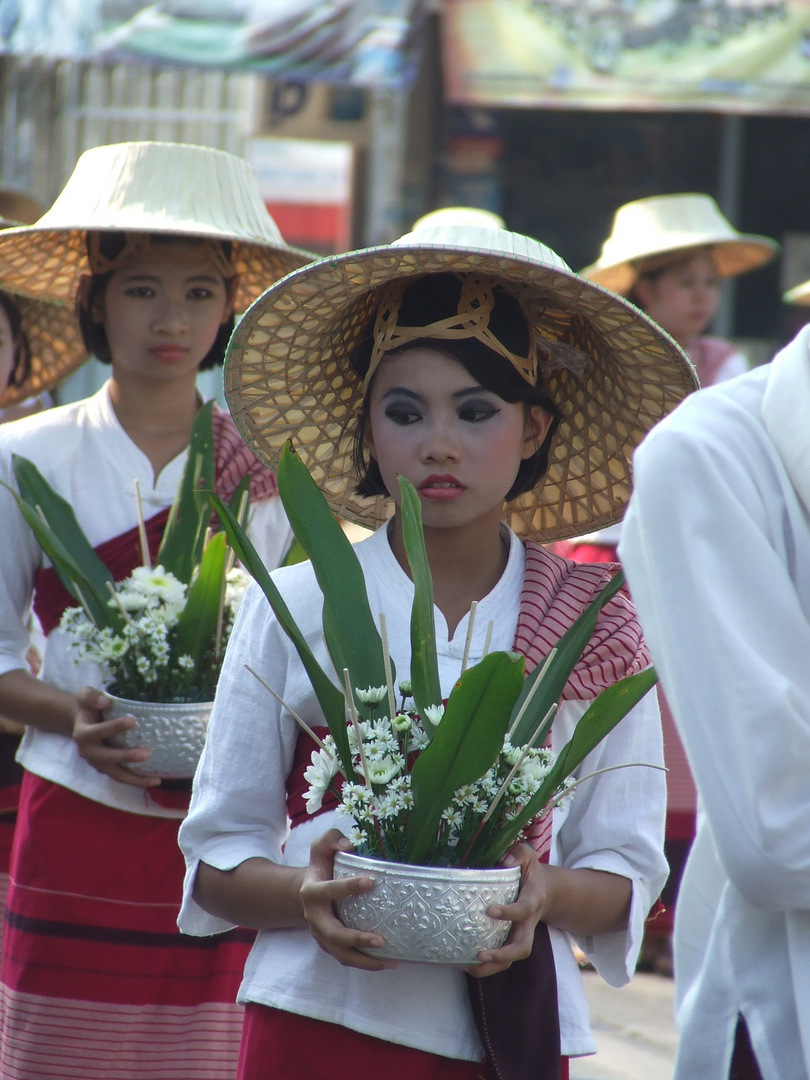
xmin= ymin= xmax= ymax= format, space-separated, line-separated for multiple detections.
xmin=0 ymin=140 xmax=312 ymax=1080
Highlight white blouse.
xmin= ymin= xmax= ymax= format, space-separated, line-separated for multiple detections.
xmin=0 ymin=383 xmax=292 ymax=817
xmin=179 ymin=524 xmax=667 ymax=1060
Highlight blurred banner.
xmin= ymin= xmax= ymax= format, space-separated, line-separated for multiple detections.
xmin=444 ymin=0 xmax=810 ymax=114
xmin=0 ymin=1 xmax=424 ymax=88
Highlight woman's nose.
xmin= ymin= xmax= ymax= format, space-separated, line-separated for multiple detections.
xmin=421 ymin=421 xmax=461 ymax=463
xmin=153 ymin=298 xmax=190 ymax=334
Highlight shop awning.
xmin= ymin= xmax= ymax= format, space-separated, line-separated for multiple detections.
xmin=0 ymin=1 xmax=425 ymax=89
xmin=444 ymin=0 xmax=810 ymax=114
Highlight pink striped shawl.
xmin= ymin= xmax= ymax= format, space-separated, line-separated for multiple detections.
xmin=211 ymin=401 xmax=278 ymax=503
xmin=515 ymin=541 xmax=650 ymax=697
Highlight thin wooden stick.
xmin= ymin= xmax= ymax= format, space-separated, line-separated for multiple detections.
xmin=482 ymin=620 xmax=494 ymax=659
xmin=134 ymin=480 xmax=150 ymax=568
xmin=244 ymin=664 xmax=344 ymax=775
xmin=460 ymin=600 xmax=478 ymax=675
xmin=343 ymin=667 xmax=373 ymax=792
xmin=506 ymin=647 xmax=558 ymax=741
xmin=378 ymin=612 xmax=397 ymax=721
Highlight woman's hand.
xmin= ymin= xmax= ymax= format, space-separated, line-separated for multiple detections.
xmin=465 ymin=843 xmax=550 ymax=979
xmin=300 ymin=830 xmax=397 ymax=972
xmin=72 ymin=686 xmax=161 ymax=789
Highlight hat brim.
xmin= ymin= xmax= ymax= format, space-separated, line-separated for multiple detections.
xmin=0 ymin=226 xmax=314 ymax=314
xmin=582 ymin=235 xmax=779 ymax=296
xmin=225 ymin=241 xmax=698 ymax=542
xmin=0 ymin=295 xmax=88 ymax=407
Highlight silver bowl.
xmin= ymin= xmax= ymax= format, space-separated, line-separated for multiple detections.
xmin=104 ymin=692 xmax=212 ymax=779
xmin=333 ymin=851 xmax=521 ymax=964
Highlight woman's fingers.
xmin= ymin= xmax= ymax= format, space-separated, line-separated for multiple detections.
xmin=72 ymin=686 xmax=161 ymax=788
xmin=301 ymin=831 xmax=396 ymax=971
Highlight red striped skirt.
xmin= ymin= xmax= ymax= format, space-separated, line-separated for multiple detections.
xmin=0 ymin=772 xmax=253 ymax=1079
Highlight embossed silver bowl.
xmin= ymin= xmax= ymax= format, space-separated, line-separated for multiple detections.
xmin=104 ymin=693 xmax=213 ymax=779
xmin=333 ymin=851 xmax=521 ymax=964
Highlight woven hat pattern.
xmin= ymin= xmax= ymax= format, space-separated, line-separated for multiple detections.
xmin=226 ymin=237 xmax=697 ymax=542
xmin=0 ymin=295 xmax=86 ymax=407
xmin=0 ymin=142 xmax=313 ymax=312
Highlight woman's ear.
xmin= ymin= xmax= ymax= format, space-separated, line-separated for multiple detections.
xmin=360 ymin=407 xmax=376 ymax=460
xmin=78 ymin=274 xmax=104 ymax=323
xmin=522 ymin=405 xmax=554 ymax=460
xmin=222 ymin=275 xmax=239 ymax=322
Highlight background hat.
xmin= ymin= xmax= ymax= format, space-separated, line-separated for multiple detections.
xmin=782 ymin=277 xmax=810 ymax=305
xmin=411 ymin=207 xmax=507 ymax=232
xmin=0 ymin=292 xmax=87 ymax=407
xmin=225 ymin=225 xmax=698 ymax=542
xmin=0 ymin=141 xmax=314 ymax=312
xmin=581 ymin=193 xmax=778 ymax=296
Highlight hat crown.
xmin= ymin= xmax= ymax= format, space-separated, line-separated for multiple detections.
xmin=37 ymin=141 xmax=285 ymax=246
xmin=600 ymin=193 xmax=741 ymax=265
xmin=410 ymin=207 xmax=507 ymax=233
xmin=393 ymin=224 xmax=573 ymax=276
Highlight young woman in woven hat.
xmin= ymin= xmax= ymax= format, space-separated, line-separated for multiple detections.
xmin=0 ymin=140 xmax=312 ymax=1080
xmin=178 ymin=224 xmax=696 ymax=1080
xmin=567 ymin=193 xmax=779 ymax=978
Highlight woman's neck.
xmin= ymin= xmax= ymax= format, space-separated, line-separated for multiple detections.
xmin=108 ymin=370 xmax=203 ymax=480
xmin=388 ymin=509 xmax=510 ymax=639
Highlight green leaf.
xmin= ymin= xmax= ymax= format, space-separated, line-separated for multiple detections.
xmin=173 ymin=531 xmax=227 ymax=666
xmin=277 ymin=444 xmax=389 ymax=699
xmin=8 ymin=455 xmax=118 ymax=630
xmin=397 ymin=476 xmax=442 ymax=732
xmin=405 ymin=651 xmax=525 ymax=865
xmin=509 ymin=570 xmax=627 ymax=747
xmin=157 ymin=401 xmax=216 ymax=583
xmin=209 ymin=491 xmax=356 ymax=779
xmin=472 ymin=665 xmax=659 ymax=867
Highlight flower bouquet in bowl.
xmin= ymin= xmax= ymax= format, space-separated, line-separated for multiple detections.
xmin=212 ymin=445 xmax=659 ymax=963
xmin=5 ymin=402 xmax=252 ymax=778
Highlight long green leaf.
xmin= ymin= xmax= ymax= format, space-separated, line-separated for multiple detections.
xmin=398 ymin=476 xmax=442 ymax=732
xmin=405 ymin=651 xmax=525 ymax=864
xmin=8 ymin=456 xmax=118 ymax=629
xmin=509 ymin=570 xmax=627 ymax=747
xmin=277 ymin=444 xmax=389 ymax=698
xmin=173 ymin=532 xmax=227 ymax=665
xmin=157 ymin=401 xmax=216 ymax=583
xmin=472 ymin=666 xmax=659 ymax=867
xmin=209 ymin=492 xmax=355 ymax=778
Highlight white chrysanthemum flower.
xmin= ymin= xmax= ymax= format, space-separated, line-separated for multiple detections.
xmin=408 ymin=727 xmax=430 ymax=752
xmin=391 ymin=712 xmax=412 ymax=734
xmin=224 ymin=567 xmax=251 ymax=614
xmin=423 ymin=703 xmax=445 ymax=726
xmin=398 ymin=680 xmax=412 ymax=697
xmin=129 ymin=564 xmax=187 ymax=606
xmin=303 ymin=745 xmax=339 ymax=815
xmin=441 ymin=807 xmax=464 ymax=827
xmin=367 ymin=755 xmax=401 ymax=786
xmin=355 ymin=685 xmax=387 ymax=706
xmin=177 ymin=654 xmax=195 ymax=670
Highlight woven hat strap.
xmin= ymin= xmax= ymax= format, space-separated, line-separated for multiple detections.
xmin=364 ymin=273 xmax=538 ymax=390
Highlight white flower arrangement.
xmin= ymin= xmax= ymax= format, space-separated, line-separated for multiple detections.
xmin=59 ymin=565 xmax=251 ymax=704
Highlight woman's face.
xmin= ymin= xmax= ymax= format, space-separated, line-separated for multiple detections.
xmin=634 ymin=249 xmax=721 ymax=345
xmin=91 ymin=242 xmax=233 ymax=384
xmin=364 ymin=346 xmax=552 ymax=534
xmin=0 ymin=304 xmax=16 ymax=392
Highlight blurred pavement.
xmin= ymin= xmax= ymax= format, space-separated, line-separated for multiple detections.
xmin=570 ymin=970 xmax=677 ymax=1080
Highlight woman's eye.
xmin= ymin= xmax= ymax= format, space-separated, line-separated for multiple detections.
xmin=460 ymin=404 xmax=499 ymax=422
xmin=188 ymin=287 xmax=215 ymax=301
xmin=384 ymin=405 xmax=420 ymax=425
xmin=124 ymin=286 xmax=154 ymax=298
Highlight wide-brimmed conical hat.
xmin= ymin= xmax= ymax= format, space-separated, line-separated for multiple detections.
xmin=224 ymin=225 xmax=698 ymax=542
xmin=0 ymin=141 xmax=314 ymax=312
xmin=0 ymin=293 xmax=87 ymax=407
xmin=582 ymin=193 xmax=778 ymax=296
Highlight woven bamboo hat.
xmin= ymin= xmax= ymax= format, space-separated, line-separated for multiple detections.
xmin=0 ymin=185 xmax=87 ymax=405
xmin=411 ymin=207 xmax=507 ymax=232
xmin=0 ymin=141 xmax=314 ymax=311
xmin=782 ymin=276 xmax=810 ymax=305
xmin=225 ymin=225 xmax=697 ymax=541
xmin=582 ymin=193 xmax=778 ymax=296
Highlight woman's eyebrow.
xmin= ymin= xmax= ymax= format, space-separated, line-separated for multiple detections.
xmin=381 ymin=385 xmax=488 ymax=402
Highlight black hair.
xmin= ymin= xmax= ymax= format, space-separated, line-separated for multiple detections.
xmin=0 ymin=290 xmax=31 ymax=390
xmin=349 ymin=273 xmax=561 ymax=501
xmin=75 ymin=232 xmax=235 ymax=370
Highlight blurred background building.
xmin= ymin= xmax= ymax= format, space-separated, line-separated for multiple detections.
xmin=3 ymin=0 xmax=810 ymax=398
